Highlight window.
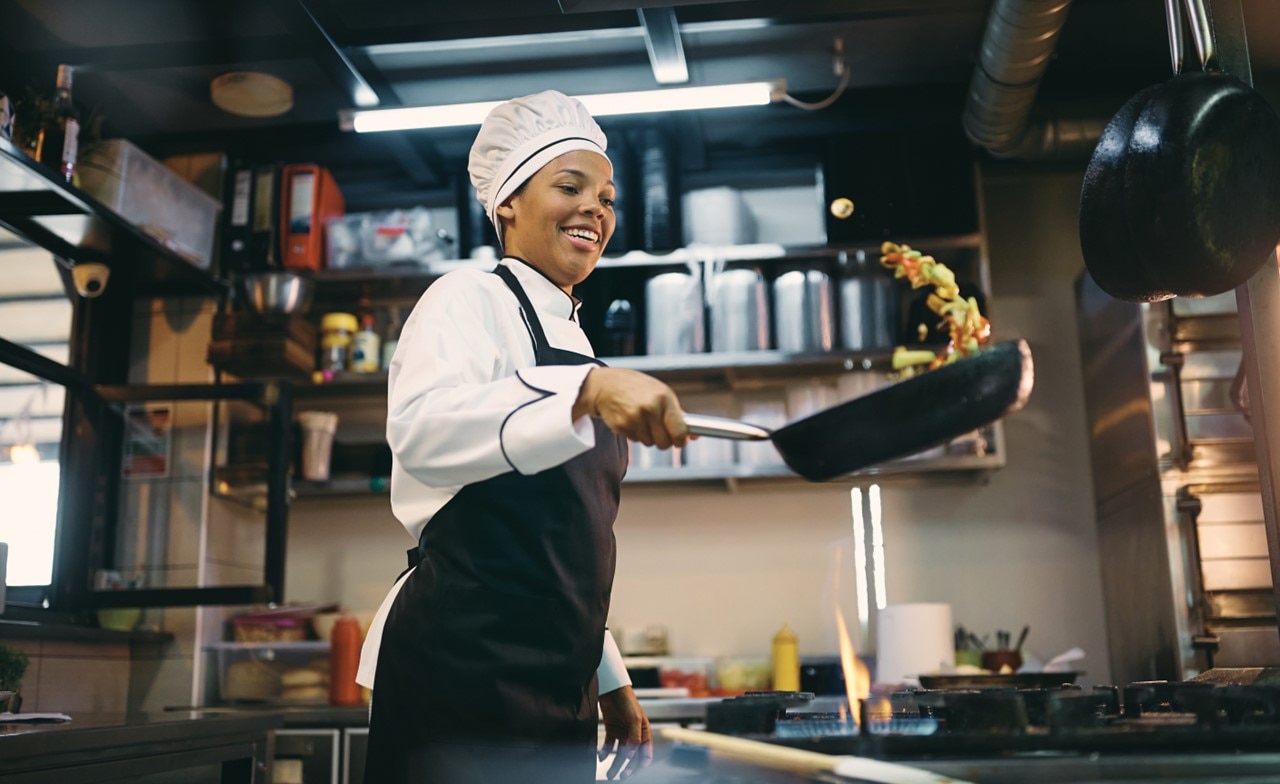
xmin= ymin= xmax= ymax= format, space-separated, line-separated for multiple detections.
xmin=0 ymin=229 xmax=72 ymax=601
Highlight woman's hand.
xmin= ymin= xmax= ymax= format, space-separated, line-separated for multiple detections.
xmin=573 ymin=367 xmax=690 ymax=449
xmin=598 ymin=685 xmax=653 ymax=779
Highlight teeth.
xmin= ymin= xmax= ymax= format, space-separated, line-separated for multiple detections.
xmin=563 ymin=228 xmax=599 ymax=243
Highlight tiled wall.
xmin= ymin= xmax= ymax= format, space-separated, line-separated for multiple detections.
xmin=0 ymin=637 xmax=130 ymax=713
xmin=117 ymin=295 xmax=268 ymax=711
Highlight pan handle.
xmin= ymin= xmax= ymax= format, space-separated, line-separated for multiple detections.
xmin=684 ymin=413 xmax=772 ymax=441
xmin=1180 ymin=0 xmax=1217 ymax=71
xmin=1164 ymin=0 xmax=1184 ymax=75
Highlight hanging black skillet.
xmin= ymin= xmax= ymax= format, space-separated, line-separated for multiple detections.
xmin=683 ymin=340 xmax=1034 ymax=481
xmin=1079 ymin=0 xmax=1280 ymax=302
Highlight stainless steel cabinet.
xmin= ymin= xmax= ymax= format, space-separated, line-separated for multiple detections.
xmin=274 ymin=729 xmax=339 ymax=784
xmin=343 ymin=728 xmax=368 ymax=784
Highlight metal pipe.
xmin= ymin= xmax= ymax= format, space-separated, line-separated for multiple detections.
xmin=963 ymin=0 xmax=1101 ymax=160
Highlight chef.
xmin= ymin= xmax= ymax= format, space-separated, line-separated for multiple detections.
xmin=358 ymin=90 xmax=691 ymax=783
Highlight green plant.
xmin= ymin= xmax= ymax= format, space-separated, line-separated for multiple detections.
xmin=0 ymin=643 xmax=29 ymax=692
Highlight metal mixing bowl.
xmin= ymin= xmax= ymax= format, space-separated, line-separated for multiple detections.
xmin=241 ymin=272 xmax=315 ymax=314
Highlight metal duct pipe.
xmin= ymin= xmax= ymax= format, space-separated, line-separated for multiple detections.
xmin=964 ymin=0 xmax=1101 ymax=159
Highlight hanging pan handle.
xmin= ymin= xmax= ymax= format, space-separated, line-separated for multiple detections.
xmin=1181 ymin=0 xmax=1218 ymax=71
xmin=1164 ymin=0 xmax=1185 ymax=74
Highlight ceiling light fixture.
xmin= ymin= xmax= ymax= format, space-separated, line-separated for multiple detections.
xmin=340 ymin=81 xmax=782 ymax=133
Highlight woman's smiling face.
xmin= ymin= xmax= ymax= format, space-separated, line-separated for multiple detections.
xmin=496 ymin=150 xmax=616 ymax=293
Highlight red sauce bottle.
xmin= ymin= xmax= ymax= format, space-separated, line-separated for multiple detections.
xmin=329 ymin=615 xmax=362 ymax=706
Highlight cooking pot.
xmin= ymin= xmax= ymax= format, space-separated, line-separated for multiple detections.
xmin=645 ymin=271 xmax=705 ymax=355
xmin=1079 ymin=0 xmax=1280 ymax=302
xmin=708 ymin=268 xmax=769 ymax=353
xmin=773 ymin=269 xmax=834 ymax=353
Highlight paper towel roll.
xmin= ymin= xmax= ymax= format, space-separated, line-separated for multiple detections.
xmin=875 ymin=603 xmax=953 ymax=686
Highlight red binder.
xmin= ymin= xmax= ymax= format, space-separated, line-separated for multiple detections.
xmin=280 ymin=163 xmax=344 ymax=271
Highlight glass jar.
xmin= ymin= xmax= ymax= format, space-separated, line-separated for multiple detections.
xmin=319 ymin=312 xmax=358 ymax=373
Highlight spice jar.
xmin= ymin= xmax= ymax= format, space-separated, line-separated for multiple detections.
xmin=320 ymin=312 xmax=358 ymax=373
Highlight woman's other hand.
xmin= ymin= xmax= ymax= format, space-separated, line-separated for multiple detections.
xmin=573 ymin=367 xmax=690 ymax=449
xmin=598 ymin=685 xmax=653 ymax=779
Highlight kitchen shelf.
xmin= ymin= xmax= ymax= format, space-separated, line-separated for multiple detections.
xmin=291 ymin=350 xmax=899 ymax=399
xmin=205 ymin=640 xmax=330 ymax=652
xmin=0 ymin=137 xmax=225 ymax=296
xmin=303 ymin=233 xmax=985 ymax=305
xmin=285 ymin=435 xmax=1004 ymax=497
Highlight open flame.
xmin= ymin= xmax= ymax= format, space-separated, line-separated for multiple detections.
xmin=834 ymin=608 xmax=870 ymax=727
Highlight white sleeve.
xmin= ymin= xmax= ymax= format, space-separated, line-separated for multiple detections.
xmin=387 ymin=275 xmax=596 ymax=488
xmin=597 ymin=629 xmax=631 ymax=695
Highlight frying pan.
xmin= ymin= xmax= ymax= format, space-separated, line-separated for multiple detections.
xmin=1079 ymin=0 xmax=1280 ymax=302
xmin=683 ymin=340 xmax=1033 ymax=481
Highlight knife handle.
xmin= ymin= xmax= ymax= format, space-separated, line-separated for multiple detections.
xmin=683 ymin=413 xmax=772 ymax=440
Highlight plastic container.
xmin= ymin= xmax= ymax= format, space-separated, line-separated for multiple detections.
xmin=320 ymin=312 xmax=358 ymax=372
xmin=232 ymin=614 xmax=308 ymax=643
xmin=77 ymin=139 xmax=222 ymax=269
xmin=714 ymin=656 xmax=772 ymax=695
xmin=683 ymin=187 xmax=757 ymax=246
xmin=208 ymin=641 xmax=330 ymax=704
xmin=625 ymin=656 xmax=715 ymax=697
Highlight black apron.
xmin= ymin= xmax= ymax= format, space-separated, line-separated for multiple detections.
xmin=365 ymin=263 xmax=629 ymax=784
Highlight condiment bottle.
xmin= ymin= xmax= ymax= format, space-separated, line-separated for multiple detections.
xmin=329 ymin=615 xmax=362 ymax=706
xmin=772 ymin=623 xmax=800 ymax=692
xmin=351 ymin=313 xmax=381 ymax=374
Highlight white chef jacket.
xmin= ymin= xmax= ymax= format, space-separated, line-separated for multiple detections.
xmin=357 ymin=257 xmax=630 ymax=695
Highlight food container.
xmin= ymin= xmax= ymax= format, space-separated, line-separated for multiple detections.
xmin=232 ymin=614 xmax=308 ymax=643
xmin=320 ymin=313 xmax=358 ymax=373
xmin=714 ymin=657 xmax=772 ymax=695
xmin=230 ymin=604 xmax=333 ymax=642
xmin=773 ymin=269 xmax=835 ymax=353
xmin=682 ymin=186 xmax=757 ymax=246
xmin=645 ymin=271 xmax=705 ymax=355
xmin=77 ymin=139 xmax=222 ymax=269
xmin=840 ymin=271 xmax=898 ymax=351
xmin=208 ymin=641 xmax=330 ymax=704
xmin=708 ymin=268 xmax=770 ymax=353
xmin=626 ymin=656 xmax=715 ymax=697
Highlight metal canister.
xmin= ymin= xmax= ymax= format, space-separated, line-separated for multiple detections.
xmin=840 ymin=252 xmax=898 ymax=351
xmin=772 ymin=269 xmax=834 ymax=353
xmin=708 ymin=268 xmax=770 ymax=353
xmin=645 ymin=272 xmax=705 ymax=355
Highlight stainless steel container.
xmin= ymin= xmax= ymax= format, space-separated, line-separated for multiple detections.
xmin=708 ymin=268 xmax=770 ymax=353
xmin=772 ymin=269 xmax=834 ymax=353
xmin=840 ymin=273 xmax=898 ymax=351
xmin=645 ymin=272 xmax=705 ymax=355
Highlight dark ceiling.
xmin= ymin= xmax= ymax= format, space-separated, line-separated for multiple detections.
xmin=2 ymin=0 xmax=1279 ymax=210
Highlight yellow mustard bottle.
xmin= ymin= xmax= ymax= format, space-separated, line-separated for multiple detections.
xmin=772 ymin=623 xmax=800 ymax=692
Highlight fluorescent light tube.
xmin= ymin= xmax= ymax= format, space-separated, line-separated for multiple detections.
xmin=343 ymin=81 xmax=780 ymax=133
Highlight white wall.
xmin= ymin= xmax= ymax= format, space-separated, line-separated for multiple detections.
xmin=284 ymin=167 xmax=1115 ymax=685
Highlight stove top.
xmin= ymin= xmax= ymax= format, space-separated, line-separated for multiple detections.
xmin=668 ymin=681 xmax=1280 ymax=783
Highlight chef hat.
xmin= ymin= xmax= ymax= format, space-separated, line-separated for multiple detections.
xmin=468 ymin=90 xmax=609 ymax=244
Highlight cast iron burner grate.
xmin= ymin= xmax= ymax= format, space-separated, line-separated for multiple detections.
xmin=711 ymin=683 xmax=1280 ymax=758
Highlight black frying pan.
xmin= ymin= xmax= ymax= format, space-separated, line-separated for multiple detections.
xmin=1079 ymin=0 xmax=1280 ymax=302
xmin=684 ymin=340 xmax=1034 ymax=481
